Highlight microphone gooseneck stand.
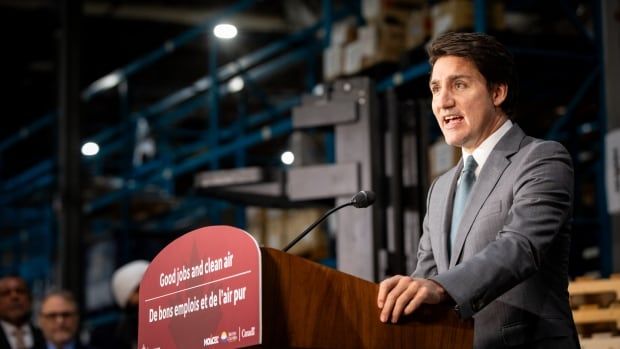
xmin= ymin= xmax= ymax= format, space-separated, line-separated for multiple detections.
xmin=282 ymin=201 xmax=353 ymax=252
xmin=282 ymin=190 xmax=376 ymax=252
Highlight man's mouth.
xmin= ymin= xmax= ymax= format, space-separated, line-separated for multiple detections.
xmin=443 ymin=115 xmax=464 ymax=125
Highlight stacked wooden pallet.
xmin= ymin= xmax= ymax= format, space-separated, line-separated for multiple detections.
xmin=569 ymin=275 xmax=620 ymax=348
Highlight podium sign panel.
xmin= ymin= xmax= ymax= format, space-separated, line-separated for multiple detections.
xmin=138 ymin=226 xmax=261 ymax=349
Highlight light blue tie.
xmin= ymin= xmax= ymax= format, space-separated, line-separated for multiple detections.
xmin=449 ymin=155 xmax=478 ymax=257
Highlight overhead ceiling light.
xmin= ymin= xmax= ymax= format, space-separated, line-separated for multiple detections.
xmin=81 ymin=142 xmax=100 ymax=156
xmin=280 ymin=151 xmax=295 ymax=165
xmin=227 ymin=77 xmax=244 ymax=93
xmin=96 ymin=72 xmax=121 ymax=90
xmin=213 ymin=24 xmax=238 ymax=39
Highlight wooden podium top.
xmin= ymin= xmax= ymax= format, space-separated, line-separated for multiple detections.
xmin=257 ymin=248 xmax=473 ymax=349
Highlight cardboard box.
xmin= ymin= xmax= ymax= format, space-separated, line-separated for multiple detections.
xmin=358 ymin=23 xmax=406 ymax=64
xmin=330 ymin=17 xmax=358 ymax=47
xmin=363 ymin=0 xmax=427 ymax=21
xmin=405 ymin=6 xmax=430 ymax=50
xmin=323 ymin=45 xmax=344 ymax=81
xmin=344 ymin=22 xmax=407 ymax=75
xmin=431 ymin=0 xmax=506 ymax=37
xmin=431 ymin=0 xmax=474 ymax=38
xmin=343 ymin=40 xmax=366 ymax=74
xmin=489 ymin=1 xmax=506 ymax=31
xmin=365 ymin=6 xmax=412 ymax=26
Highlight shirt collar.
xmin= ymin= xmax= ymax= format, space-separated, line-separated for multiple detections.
xmin=0 ymin=320 xmax=31 ymax=334
xmin=46 ymin=341 xmax=76 ymax=349
xmin=461 ymin=119 xmax=513 ymax=176
xmin=1 ymin=320 xmax=34 ymax=348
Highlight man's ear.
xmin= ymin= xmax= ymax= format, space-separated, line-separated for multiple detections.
xmin=492 ymin=84 xmax=508 ymax=107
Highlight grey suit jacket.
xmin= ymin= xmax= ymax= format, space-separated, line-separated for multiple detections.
xmin=413 ymin=125 xmax=578 ymax=348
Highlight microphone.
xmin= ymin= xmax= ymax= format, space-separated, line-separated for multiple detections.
xmin=351 ymin=190 xmax=376 ymax=208
xmin=282 ymin=190 xmax=376 ymax=252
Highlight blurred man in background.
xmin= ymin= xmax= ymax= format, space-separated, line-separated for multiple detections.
xmin=38 ymin=291 xmax=88 ymax=349
xmin=0 ymin=275 xmax=45 ymax=349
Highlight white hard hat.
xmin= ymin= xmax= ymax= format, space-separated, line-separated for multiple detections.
xmin=111 ymin=260 xmax=149 ymax=308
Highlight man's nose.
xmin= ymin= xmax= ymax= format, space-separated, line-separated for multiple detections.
xmin=53 ymin=317 xmax=67 ymax=324
xmin=8 ymin=290 xmax=24 ymax=298
xmin=436 ymin=89 xmax=455 ymax=109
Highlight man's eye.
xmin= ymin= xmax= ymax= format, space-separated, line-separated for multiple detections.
xmin=455 ymin=82 xmax=466 ymax=89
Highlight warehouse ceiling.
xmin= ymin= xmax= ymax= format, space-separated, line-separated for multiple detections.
xmin=0 ymin=0 xmax=328 ymax=179
xmin=0 ymin=0 xmax=600 ymax=185
xmin=0 ymin=0 xmax=321 ymax=29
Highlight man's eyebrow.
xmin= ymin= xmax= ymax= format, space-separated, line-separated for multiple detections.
xmin=451 ymin=74 xmax=473 ymax=80
xmin=429 ymin=74 xmax=473 ymax=86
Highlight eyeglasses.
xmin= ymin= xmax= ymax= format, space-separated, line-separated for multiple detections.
xmin=40 ymin=311 xmax=77 ymax=320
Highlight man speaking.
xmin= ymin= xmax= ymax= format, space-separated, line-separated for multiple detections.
xmin=377 ymin=32 xmax=578 ymax=348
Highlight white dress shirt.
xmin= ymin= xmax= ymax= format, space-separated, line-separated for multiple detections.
xmin=461 ymin=119 xmax=513 ymax=177
xmin=1 ymin=321 xmax=34 ymax=349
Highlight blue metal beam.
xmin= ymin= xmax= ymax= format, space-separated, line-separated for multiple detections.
xmin=93 ymin=46 xmax=309 ymax=165
xmin=172 ymin=118 xmax=293 ymax=178
xmin=86 ymin=96 xmax=301 ymax=184
xmin=82 ymin=0 xmax=259 ymax=100
xmin=323 ymin=0 xmax=333 ymax=47
xmin=0 ymin=174 xmax=54 ymax=205
xmin=135 ymin=196 xmax=232 ymax=234
xmin=85 ymin=20 xmax=325 ymax=150
xmin=0 ymin=207 xmax=50 ymax=227
xmin=175 ymin=96 xmax=300 ymax=159
xmin=0 ymin=112 xmax=55 ymax=153
xmin=1 ymin=159 xmax=54 ymax=192
xmin=557 ymin=0 xmax=595 ymax=45
xmin=1 ymin=7 xmax=345 ymax=208
xmin=239 ymin=71 xmax=273 ymax=107
xmin=3 ymin=8 xmax=349 ymax=159
xmin=84 ymin=118 xmax=293 ymax=213
xmin=474 ymin=0 xmax=487 ymax=33
xmin=546 ymin=66 xmax=600 ymax=140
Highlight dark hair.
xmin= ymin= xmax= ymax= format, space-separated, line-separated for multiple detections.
xmin=428 ymin=32 xmax=518 ymax=118
xmin=0 ymin=274 xmax=32 ymax=299
xmin=39 ymin=289 xmax=79 ymax=313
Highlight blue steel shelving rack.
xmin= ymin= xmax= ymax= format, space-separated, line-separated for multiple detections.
xmin=0 ymin=0 xmax=358 ymax=316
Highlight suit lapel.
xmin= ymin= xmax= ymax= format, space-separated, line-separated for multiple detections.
xmin=435 ymin=163 xmax=461 ymax=271
xmin=449 ymin=125 xmax=526 ymax=267
xmin=0 ymin=328 xmax=11 ymax=349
